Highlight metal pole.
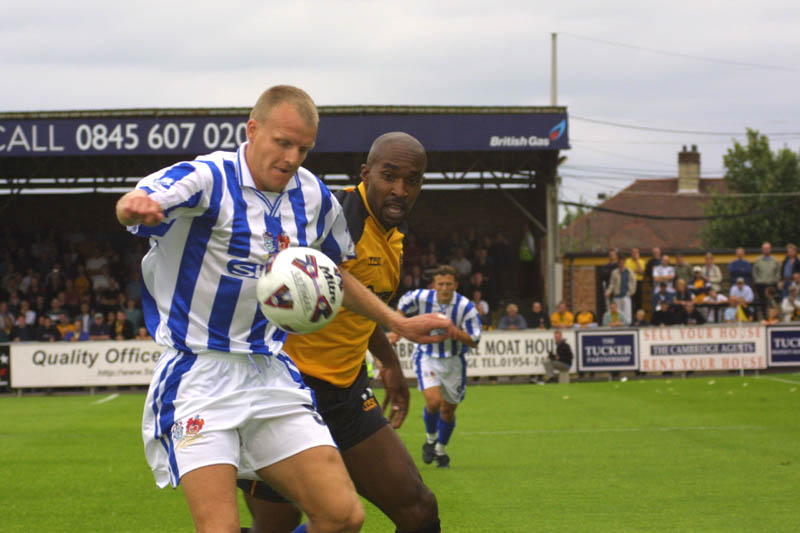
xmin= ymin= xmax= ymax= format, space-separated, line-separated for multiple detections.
xmin=547 ymin=180 xmax=560 ymax=309
xmin=547 ymin=32 xmax=562 ymax=309
xmin=551 ymin=32 xmax=558 ymax=106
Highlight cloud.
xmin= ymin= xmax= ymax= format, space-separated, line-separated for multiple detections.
xmin=2 ymin=0 xmax=799 ymax=212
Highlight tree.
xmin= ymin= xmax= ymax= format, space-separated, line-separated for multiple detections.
xmin=559 ymin=201 xmax=587 ymax=229
xmin=560 ymin=196 xmax=594 ymax=253
xmin=702 ymin=129 xmax=800 ymax=248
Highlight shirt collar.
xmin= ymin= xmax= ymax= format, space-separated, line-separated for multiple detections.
xmin=357 ymin=182 xmax=387 ymax=232
xmin=436 ymin=292 xmax=456 ymax=306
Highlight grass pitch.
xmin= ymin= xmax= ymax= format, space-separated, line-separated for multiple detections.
xmin=3 ymin=373 xmax=799 ymax=532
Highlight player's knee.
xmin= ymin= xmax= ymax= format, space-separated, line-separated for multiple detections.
xmin=426 ymin=398 xmax=442 ymax=414
xmin=308 ymin=495 xmax=364 ymax=532
xmin=193 ymin=514 xmax=240 ymax=533
xmin=395 ymin=484 xmax=439 ymax=531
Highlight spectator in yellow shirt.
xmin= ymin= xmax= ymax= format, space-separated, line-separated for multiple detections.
xmin=55 ymin=312 xmax=75 ymax=339
xmin=624 ymin=247 xmax=646 ymax=312
xmin=550 ymin=300 xmax=575 ymax=329
xmin=689 ymin=266 xmax=710 ymax=301
xmin=575 ymin=306 xmax=597 ymax=328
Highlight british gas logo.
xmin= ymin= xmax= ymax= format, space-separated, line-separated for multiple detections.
xmin=549 ymin=120 xmax=566 ymax=141
xmin=489 ymin=120 xmax=567 ymax=148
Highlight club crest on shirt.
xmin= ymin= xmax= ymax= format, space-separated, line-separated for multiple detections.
xmin=264 ymin=230 xmax=291 ymax=255
xmin=172 ymin=415 xmax=205 ymax=449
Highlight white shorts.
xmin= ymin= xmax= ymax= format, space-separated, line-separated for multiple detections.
xmin=142 ymin=349 xmax=335 ymax=488
xmin=414 ymin=354 xmax=467 ymax=404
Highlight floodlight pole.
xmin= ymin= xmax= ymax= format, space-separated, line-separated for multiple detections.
xmin=546 ymin=32 xmax=562 ymax=311
xmin=550 ymin=33 xmax=558 ymax=107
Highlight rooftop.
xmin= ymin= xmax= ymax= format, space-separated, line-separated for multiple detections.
xmin=561 ymin=177 xmax=728 ymax=254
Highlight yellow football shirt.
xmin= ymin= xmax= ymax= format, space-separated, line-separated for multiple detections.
xmin=284 ymin=182 xmax=404 ymax=387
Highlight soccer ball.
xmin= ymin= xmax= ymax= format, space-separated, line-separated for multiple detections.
xmin=256 ymin=247 xmax=344 ymax=334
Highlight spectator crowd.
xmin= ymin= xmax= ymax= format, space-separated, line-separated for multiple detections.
xmin=0 ymin=227 xmax=152 ymax=343
xmin=494 ymin=242 xmax=800 ymax=332
xmin=2 ymin=222 xmax=799 ymax=343
xmin=390 ymin=228 xmax=515 ymax=321
xmin=1 ymin=225 xmax=519 ymax=343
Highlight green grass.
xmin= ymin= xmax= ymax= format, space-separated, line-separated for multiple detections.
xmin=3 ymin=374 xmax=799 ymax=532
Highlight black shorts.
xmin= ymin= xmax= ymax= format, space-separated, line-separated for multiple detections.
xmin=237 ymin=364 xmax=387 ymax=502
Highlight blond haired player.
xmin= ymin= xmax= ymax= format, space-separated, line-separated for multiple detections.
xmin=117 ymin=85 xmax=451 ymax=533
xmin=238 ymin=132 xmax=442 ymax=533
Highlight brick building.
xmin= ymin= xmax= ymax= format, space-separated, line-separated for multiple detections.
xmin=558 ymin=146 xmax=780 ymax=316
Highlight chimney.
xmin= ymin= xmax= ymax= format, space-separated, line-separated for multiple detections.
xmin=678 ymin=144 xmax=700 ymax=193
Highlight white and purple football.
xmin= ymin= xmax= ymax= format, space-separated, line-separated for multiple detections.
xmin=256 ymin=247 xmax=343 ymax=334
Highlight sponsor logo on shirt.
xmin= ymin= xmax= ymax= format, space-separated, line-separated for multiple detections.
xmin=227 ymin=259 xmax=268 ymax=279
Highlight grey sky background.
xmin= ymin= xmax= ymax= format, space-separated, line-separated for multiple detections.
xmin=3 ymin=0 xmax=799 ymax=214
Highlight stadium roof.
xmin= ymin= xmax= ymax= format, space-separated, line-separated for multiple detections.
xmin=0 ymin=105 xmax=569 ymax=191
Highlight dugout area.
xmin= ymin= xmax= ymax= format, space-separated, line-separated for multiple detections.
xmin=0 ymin=105 xmax=568 ymax=301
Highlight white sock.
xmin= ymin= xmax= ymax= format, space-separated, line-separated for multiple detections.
xmin=426 ymin=433 xmax=437 ymax=444
xmin=435 ymin=443 xmax=447 ymax=455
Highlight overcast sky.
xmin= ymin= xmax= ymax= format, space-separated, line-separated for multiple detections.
xmin=3 ymin=0 xmax=799 ymax=213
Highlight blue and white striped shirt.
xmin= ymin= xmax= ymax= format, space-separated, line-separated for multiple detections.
xmin=129 ymin=143 xmax=355 ymax=356
xmin=397 ymin=289 xmax=482 ymax=358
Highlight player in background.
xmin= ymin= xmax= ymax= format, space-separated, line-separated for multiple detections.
xmin=116 ymin=86 xmax=451 ymax=533
xmin=394 ymin=265 xmax=482 ymax=468
xmin=239 ymin=132 xmax=443 ymax=533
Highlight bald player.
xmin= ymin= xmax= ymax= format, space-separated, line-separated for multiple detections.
xmin=238 ymin=132 xmax=442 ymax=533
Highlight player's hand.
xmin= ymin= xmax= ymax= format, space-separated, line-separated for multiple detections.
xmin=446 ymin=323 xmax=461 ymax=340
xmin=395 ymin=313 xmax=453 ymax=344
xmin=117 ymin=191 xmax=164 ymax=227
xmin=380 ymin=363 xmax=409 ymax=429
xmin=386 ymin=331 xmax=401 ymax=345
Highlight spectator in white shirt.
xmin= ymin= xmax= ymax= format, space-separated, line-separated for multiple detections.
xmin=729 ymin=277 xmax=754 ymax=304
xmin=701 ymin=287 xmax=728 ymax=323
xmin=702 ymin=252 xmax=723 ymax=292
xmin=781 ymin=285 xmax=800 ymax=322
xmin=85 ymin=245 xmax=109 ymax=279
xmin=470 ymin=290 xmax=490 ymax=326
xmin=652 ymin=254 xmax=675 ymax=293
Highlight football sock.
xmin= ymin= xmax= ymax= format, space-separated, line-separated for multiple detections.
xmin=435 ymin=442 xmax=447 ymax=455
xmin=423 ymin=407 xmax=439 ymax=441
xmin=437 ymin=417 xmax=455 ymax=447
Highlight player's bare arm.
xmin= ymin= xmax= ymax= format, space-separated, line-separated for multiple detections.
xmin=368 ymin=326 xmax=409 ymax=428
xmin=340 ymin=269 xmax=451 ymax=344
xmin=115 ymin=190 xmax=164 ymax=227
xmin=386 ymin=310 xmax=405 ymax=345
xmin=387 ymin=308 xmax=461 ymax=345
xmin=449 ymin=327 xmax=478 ymax=348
